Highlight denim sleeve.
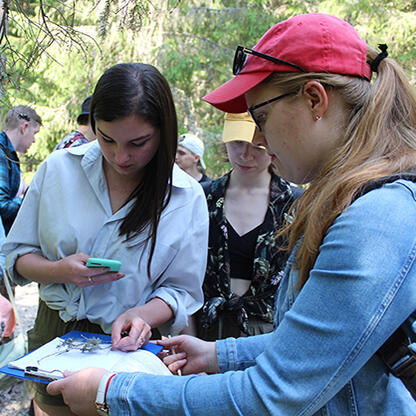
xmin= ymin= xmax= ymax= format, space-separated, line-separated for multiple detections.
xmin=106 ymin=182 xmax=416 ymax=415
xmin=216 ymin=333 xmax=273 ymax=372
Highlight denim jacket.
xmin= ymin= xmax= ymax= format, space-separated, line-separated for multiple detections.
xmin=107 ymin=179 xmax=416 ymax=415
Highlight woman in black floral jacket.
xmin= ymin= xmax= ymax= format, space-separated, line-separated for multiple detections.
xmin=197 ymin=113 xmax=301 ymax=340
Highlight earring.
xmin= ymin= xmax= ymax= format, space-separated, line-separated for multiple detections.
xmin=313 ymin=114 xmax=321 ymax=121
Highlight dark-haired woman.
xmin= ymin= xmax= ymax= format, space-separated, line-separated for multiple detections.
xmin=4 ymin=63 xmax=208 ymax=416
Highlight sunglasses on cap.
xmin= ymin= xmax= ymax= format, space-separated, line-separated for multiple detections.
xmin=232 ymin=45 xmax=307 ymax=76
xmin=17 ymin=112 xmax=30 ymax=122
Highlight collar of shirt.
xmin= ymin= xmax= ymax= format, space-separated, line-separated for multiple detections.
xmin=0 ymin=131 xmax=19 ymax=161
xmin=67 ymin=141 xmax=194 ymax=190
xmin=0 ymin=131 xmax=16 ymax=153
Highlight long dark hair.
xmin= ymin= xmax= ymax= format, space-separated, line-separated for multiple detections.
xmin=90 ymin=63 xmax=178 ymax=277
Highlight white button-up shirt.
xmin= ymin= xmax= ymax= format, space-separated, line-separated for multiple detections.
xmin=4 ymin=141 xmax=208 ymax=333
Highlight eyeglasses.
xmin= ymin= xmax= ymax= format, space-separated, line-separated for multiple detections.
xmin=233 ymin=45 xmax=307 ymax=76
xmin=248 ymin=92 xmax=296 ymax=131
xmin=17 ymin=112 xmax=30 ymax=122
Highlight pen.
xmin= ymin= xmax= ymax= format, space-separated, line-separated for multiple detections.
xmin=168 ymin=334 xmax=182 ymax=376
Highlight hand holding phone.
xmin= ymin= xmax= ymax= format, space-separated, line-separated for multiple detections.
xmin=86 ymin=258 xmax=121 ymax=273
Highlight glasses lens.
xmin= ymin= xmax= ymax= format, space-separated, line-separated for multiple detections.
xmin=233 ymin=47 xmax=246 ymax=75
xmin=248 ymin=109 xmax=262 ymax=132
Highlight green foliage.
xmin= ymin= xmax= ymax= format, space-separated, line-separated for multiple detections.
xmin=1 ymin=0 xmax=415 ymax=182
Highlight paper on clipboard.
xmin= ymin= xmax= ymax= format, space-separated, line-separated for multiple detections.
xmin=7 ymin=333 xmax=172 ymax=383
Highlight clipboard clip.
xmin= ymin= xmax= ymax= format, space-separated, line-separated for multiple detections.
xmin=24 ymin=366 xmax=64 ymax=381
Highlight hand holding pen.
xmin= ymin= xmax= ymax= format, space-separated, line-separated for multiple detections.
xmin=168 ymin=335 xmax=182 ymax=376
xmin=158 ymin=335 xmax=219 ymax=376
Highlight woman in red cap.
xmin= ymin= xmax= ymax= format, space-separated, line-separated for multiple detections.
xmin=47 ymin=13 xmax=416 ymax=415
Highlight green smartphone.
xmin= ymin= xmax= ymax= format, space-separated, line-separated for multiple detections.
xmin=86 ymin=258 xmax=121 ymax=273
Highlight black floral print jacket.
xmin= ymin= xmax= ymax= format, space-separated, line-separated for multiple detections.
xmin=200 ymin=171 xmax=301 ymax=334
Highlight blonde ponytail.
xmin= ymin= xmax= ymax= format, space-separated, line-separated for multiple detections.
xmin=271 ymin=49 xmax=416 ymax=288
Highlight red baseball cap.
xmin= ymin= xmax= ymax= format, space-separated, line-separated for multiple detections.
xmin=203 ymin=13 xmax=372 ymax=113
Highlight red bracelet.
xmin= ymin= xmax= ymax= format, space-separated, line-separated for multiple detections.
xmin=104 ymin=373 xmax=117 ymax=404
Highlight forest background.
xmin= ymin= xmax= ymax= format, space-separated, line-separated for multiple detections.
xmin=1 ymin=0 xmax=415 ymax=181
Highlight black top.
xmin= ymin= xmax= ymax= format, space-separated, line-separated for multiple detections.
xmin=200 ymin=171 xmax=302 ymax=335
xmin=227 ymin=221 xmax=262 ymax=280
xmin=199 ymin=173 xmax=212 ymax=193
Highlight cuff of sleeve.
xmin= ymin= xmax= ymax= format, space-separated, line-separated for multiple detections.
xmin=5 ymin=248 xmax=43 ymax=286
xmin=149 ymin=290 xmax=185 ymax=334
xmin=216 ymin=338 xmax=238 ymax=373
xmin=106 ymin=372 xmax=144 ymax=415
xmin=96 ymin=372 xmax=117 ymax=412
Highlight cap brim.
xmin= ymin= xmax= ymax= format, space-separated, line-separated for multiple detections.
xmin=222 ymin=120 xmax=256 ymax=143
xmin=203 ymin=71 xmax=272 ymax=113
xmin=77 ymin=112 xmax=89 ymax=123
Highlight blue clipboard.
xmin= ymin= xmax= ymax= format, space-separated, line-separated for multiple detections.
xmin=0 ymin=330 xmax=163 ymax=384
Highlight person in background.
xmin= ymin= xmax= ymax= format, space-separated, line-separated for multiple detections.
xmin=0 ymin=106 xmax=41 ymax=235
xmin=0 ymin=293 xmax=14 ymax=341
xmin=46 ymin=13 xmax=416 ymax=415
xmin=0 ymin=216 xmax=15 ymax=344
xmin=176 ymin=133 xmax=212 ymax=190
xmin=4 ymin=62 xmax=208 ymax=416
xmin=197 ymin=112 xmax=302 ymax=340
xmin=54 ymin=95 xmax=95 ymax=150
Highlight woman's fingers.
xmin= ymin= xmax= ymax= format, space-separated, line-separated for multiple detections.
xmin=58 ymin=253 xmax=125 ymax=287
xmin=163 ymin=351 xmax=187 ymax=366
xmin=167 ymin=358 xmax=187 ymax=375
xmin=157 ymin=335 xmax=184 ymax=350
xmin=77 ymin=271 xmax=124 ymax=288
xmin=112 ymin=318 xmax=151 ymax=351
